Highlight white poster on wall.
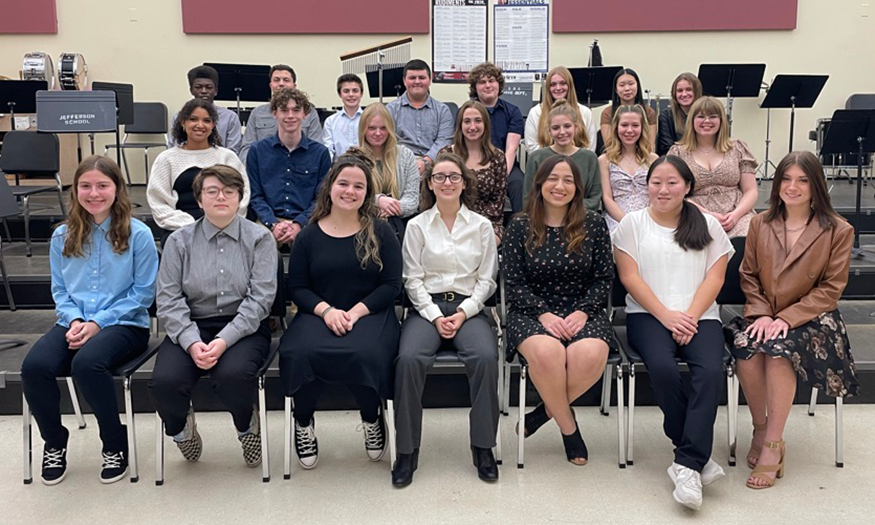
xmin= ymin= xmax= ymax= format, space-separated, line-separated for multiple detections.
xmin=432 ymin=0 xmax=488 ymax=83
xmin=494 ymin=0 xmax=549 ymax=77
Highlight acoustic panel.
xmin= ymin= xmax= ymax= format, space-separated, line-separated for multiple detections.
xmin=552 ymin=0 xmax=797 ymax=33
xmin=181 ymin=0 xmax=429 ymax=34
xmin=0 ymin=0 xmax=57 ymax=34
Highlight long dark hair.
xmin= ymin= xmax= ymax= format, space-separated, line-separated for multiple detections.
xmin=647 ymin=155 xmax=712 ymax=251
xmin=172 ymin=98 xmax=221 ymax=147
xmin=611 ymin=68 xmax=645 ymax=113
xmin=764 ymin=151 xmax=841 ymax=229
xmin=63 ymin=156 xmax=133 ymax=257
xmin=523 ymin=155 xmax=587 ymax=255
xmin=310 ymin=148 xmax=383 ymax=270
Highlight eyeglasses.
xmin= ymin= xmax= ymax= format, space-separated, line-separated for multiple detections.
xmin=431 ymin=173 xmax=463 ymax=184
xmin=694 ymin=114 xmax=720 ymax=122
xmin=202 ymin=187 xmax=239 ymax=199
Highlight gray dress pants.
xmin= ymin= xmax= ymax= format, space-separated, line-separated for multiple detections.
xmin=394 ymin=295 xmax=499 ymax=455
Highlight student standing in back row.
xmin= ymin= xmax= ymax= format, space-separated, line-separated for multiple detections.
xmin=168 ymin=66 xmax=243 ymax=155
xmin=387 ymin=59 xmax=455 ymax=176
xmin=323 ymin=73 xmax=365 ymax=160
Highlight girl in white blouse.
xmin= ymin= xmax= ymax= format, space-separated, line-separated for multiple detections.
xmin=394 ymin=151 xmax=499 ymax=487
xmin=613 ymin=155 xmax=733 ymax=511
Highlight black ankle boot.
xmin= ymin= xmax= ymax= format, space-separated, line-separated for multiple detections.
xmin=471 ymin=446 xmax=499 ymax=482
xmin=392 ymin=449 xmax=419 ymax=487
xmin=561 ymin=424 xmax=588 ymax=466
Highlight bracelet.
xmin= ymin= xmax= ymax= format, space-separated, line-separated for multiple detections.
xmin=320 ymin=306 xmax=335 ymax=318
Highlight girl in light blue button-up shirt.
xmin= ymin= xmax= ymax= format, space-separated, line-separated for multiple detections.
xmin=21 ymin=155 xmax=158 ymax=485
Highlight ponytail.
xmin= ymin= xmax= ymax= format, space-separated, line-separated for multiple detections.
xmin=648 ymin=155 xmax=713 ymax=251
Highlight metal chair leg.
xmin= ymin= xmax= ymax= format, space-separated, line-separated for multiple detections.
xmin=0 ymin=239 xmax=16 ymax=311
xmin=726 ymin=368 xmax=737 ymax=467
xmin=283 ymin=396 xmax=292 ymax=479
xmin=385 ymin=399 xmax=397 ymax=465
xmin=600 ymin=365 xmax=612 ymax=416
xmin=503 ymin=362 xmax=512 ymax=416
xmin=23 ymin=195 xmax=32 ymax=257
xmin=616 ymin=364 xmax=626 ymax=469
xmin=55 ymin=174 xmax=66 ymax=216
xmin=23 ymin=392 xmax=33 ymax=484
xmin=259 ymin=376 xmax=270 ymax=482
xmin=155 ymin=414 xmax=165 ymax=485
xmin=627 ymin=365 xmax=636 ymax=466
xmin=808 ymin=387 xmax=818 ymax=416
xmin=835 ymin=396 xmax=844 ymax=468
xmin=66 ymin=377 xmax=87 ymax=429
xmin=124 ymin=377 xmax=138 ymax=482
xmin=517 ymin=364 xmax=526 ymax=468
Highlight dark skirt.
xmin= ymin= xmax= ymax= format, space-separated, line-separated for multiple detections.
xmin=725 ymin=309 xmax=860 ymax=398
xmin=278 ymin=308 xmax=400 ymax=399
xmin=507 ymin=306 xmax=615 ymax=360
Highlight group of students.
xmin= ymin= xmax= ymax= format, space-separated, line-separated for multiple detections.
xmin=19 ymin=59 xmax=860 ymax=512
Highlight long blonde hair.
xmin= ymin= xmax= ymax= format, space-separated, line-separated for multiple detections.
xmin=604 ymin=105 xmax=653 ymax=166
xmin=677 ymin=96 xmax=733 ymax=154
xmin=537 ymin=66 xmax=590 ymax=149
xmin=358 ymin=104 xmax=400 ymax=199
xmin=309 ymin=149 xmax=384 ymax=270
xmin=63 ymin=155 xmax=133 ymax=258
xmin=451 ymin=100 xmax=500 ymax=162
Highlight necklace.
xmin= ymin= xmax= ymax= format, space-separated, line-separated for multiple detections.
xmin=784 ymin=222 xmax=807 ymax=233
xmin=696 ymin=146 xmax=716 ymax=156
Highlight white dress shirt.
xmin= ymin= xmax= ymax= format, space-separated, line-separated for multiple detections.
xmin=402 ymin=204 xmax=498 ymax=322
xmin=322 ymin=106 xmax=363 ymax=160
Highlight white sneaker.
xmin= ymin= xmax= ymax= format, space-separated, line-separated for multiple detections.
xmin=701 ymin=458 xmax=725 ymax=485
xmin=669 ymin=463 xmax=703 ymax=510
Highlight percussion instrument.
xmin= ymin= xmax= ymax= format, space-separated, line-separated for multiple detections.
xmin=58 ymin=53 xmax=87 ymax=91
xmin=22 ymin=52 xmax=55 ymax=89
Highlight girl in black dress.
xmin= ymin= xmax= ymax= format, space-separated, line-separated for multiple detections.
xmin=503 ymin=154 xmax=614 ymax=465
xmin=279 ymin=149 xmax=402 ymax=470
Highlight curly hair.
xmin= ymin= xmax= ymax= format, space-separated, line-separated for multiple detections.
xmin=269 ymin=87 xmax=313 ymax=116
xmin=63 ymin=156 xmax=133 ymax=257
xmin=468 ymin=62 xmax=505 ymax=99
xmin=172 ymin=98 xmax=221 ymax=147
xmin=309 ymin=150 xmax=384 ymax=270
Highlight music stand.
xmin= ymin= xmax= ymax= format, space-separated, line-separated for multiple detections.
xmin=92 ymin=82 xmax=134 ymax=165
xmin=698 ymin=64 xmax=765 ymax=129
xmin=0 ymin=80 xmax=47 ymax=130
xmin=203 ymin=63 xmax=271 ymax=117
xmin=761 ymin=74 xmax=828 ymax=152
xmin=821 ymin=109 xmax=875 ymax=258
xmin=568 ymin=66 xmax=623 ymax=108
xmin=366 ymin=65 xmax=405 ymax=102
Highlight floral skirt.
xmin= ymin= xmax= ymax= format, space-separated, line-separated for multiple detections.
xmin=725 ymin=310 xmax=860 ymax=397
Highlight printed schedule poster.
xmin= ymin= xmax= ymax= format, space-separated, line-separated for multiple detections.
xmin=494 ymin=0 xmax=549 ymax=82
xmin=432 ymin=0 xmax=487 ymax=83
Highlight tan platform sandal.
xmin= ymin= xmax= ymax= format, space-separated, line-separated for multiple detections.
xmin=746 ymin=440 xmax=785 ymax=490
xmin=746 ymin=420 xmax=768 ymax=469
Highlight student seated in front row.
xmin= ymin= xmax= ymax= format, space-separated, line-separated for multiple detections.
xmin=246 ymin=88 xmax=332 ymax=246
xmin=503 ymin=155 xmax=614 ymax=467
xmin=279 ymin=150 xmax=402 ymax=470
xmin=387 ymin=59 xmax=454 ymax=176
xmin=323 ymin=73 xmax=365 ymax=160
xmin=147 ymin=98 xmax=249 ymax=246
xmin=168 ymin=66 xmax=243 ymax=154
xmin=394 ymin=151 xmax=499 ymax=487
xmin=240 ymin=64 xmax=324 ymax=163
xmin=21 ymin=156 xmax=158 ymax=485
xmin=149 ymin=165 xmax=277 ymax=469
xmin=613 ymin=155 xmax=733 ymax=511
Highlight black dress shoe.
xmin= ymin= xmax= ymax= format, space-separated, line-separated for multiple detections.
xmin=471 ymin=446 xmax=499 ymax=482
xmin=391 ymin=449 xmax=419 ymax=487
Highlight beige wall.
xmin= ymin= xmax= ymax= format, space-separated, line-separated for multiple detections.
xmin=1 ymin=0 xmax=873 ymax=183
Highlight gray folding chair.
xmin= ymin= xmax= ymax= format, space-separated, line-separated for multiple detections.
xmin=104 ymin=102 xmax=169 ymax=185
xmin=0 ymin=131 xmax=67 ymax=257
xmin=0 ymin=176 xmax=21 ymax=315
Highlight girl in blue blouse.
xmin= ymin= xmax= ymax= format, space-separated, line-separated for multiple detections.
xmin=20 ymin=156 xmax=159 ymax=485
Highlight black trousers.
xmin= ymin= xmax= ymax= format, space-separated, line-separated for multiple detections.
xmin=626 ymin=314 xmax=725 ymax=472
xmin=149 ymin=317 xmax=271 ymax=436
xmin=293 ymin=380 xmax=381 ymax=427
xmin=507 ymin=163 xmax=525 ymax=213
xmin=21 ymin=324 xmax=149 ymax=451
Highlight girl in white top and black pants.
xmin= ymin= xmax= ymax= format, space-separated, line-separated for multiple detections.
xmin=613 ymin=155 xmax=733 ymax=511
xmin=394 ymin=152 xmax=499 ymax=487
